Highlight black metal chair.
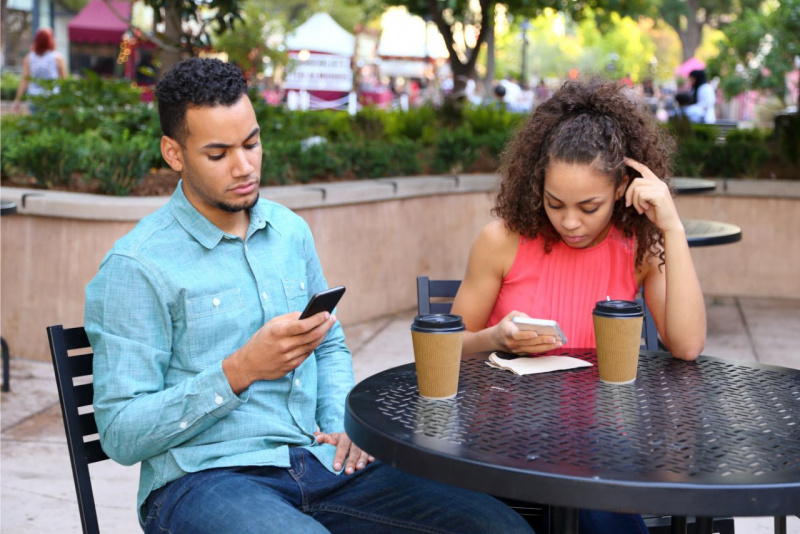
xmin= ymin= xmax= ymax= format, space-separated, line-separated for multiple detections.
xmin=415 ymin=276 xmax=736 ymax=534
xmin=47 ymin=325 xmax=108 ymax=534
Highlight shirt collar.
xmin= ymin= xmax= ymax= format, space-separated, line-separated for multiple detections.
xmin=168 ymin=181 xmax=271 ymax=249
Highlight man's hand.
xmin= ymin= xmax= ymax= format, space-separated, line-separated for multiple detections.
xmin=223 ymin=311 xmax=336 ymax=394
xmin=314 ymin=431 xmax=375 ymax=474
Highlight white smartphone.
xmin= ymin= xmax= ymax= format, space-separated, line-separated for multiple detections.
xmin=511 ymin=317 xmax=568 ymax=345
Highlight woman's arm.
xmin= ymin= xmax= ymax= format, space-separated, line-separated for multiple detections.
xmin=626 ymin=158 xmax=706 ymax=360
xmin=56 ymin=53 xmax=67 ymax=79
xmin=451 ymin=220 xmax=563 ymax=355
xmin=12 ymin=54 xmax=30 ymax=112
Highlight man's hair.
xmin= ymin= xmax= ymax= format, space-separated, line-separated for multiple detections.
xmin=155 ymin=58 xmax=248 ymax=145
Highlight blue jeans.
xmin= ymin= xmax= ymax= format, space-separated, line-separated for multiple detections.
xmin=143 ymin=447 xmax=533 ymax=533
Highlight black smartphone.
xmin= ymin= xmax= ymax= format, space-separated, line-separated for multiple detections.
xmin=299 ymin=285 xmax=346 ymax=319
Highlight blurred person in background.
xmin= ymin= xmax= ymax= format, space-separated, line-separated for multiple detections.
xmin=13 ymin=27 xmax=66 ymax=113
xmin=684 ymin=69 xmax=716 ymax=124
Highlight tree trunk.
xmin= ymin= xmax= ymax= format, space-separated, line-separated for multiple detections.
xmin=429 ymin=0 xmax=491 ymax=102
xmin=679 ymin=0 xmax=703 ymax=61
xmin=159 ymin=2 xmax=183 ymax=79
xmin=483 ymin=8 xmax=495 ymax=99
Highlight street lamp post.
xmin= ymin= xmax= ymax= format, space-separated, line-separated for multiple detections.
xmin=520 ymin=18 xmax=530 ymax=86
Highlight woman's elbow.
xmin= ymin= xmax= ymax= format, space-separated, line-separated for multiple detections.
xmin=668 ymin=337 xmax=705 ymax=361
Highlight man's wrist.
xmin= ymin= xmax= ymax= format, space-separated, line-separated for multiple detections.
xmin=222 ymin=348 xmax=254 ymax=395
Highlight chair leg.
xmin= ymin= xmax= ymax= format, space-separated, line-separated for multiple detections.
xmin=670 ymin=516 xmax=688 ymax=534
xmin=1 ymin=336 xmax=9 ymax=392
xmin=696 ymin=516 xmax=714 ymax=534
xmin=549 ymin=506 xmax=579 ymax=534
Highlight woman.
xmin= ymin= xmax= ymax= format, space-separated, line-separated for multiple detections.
xmin=13 ymin=28 xmax=67 ymax=113
xmin=684 ymin=69 xmax=716 ymax=124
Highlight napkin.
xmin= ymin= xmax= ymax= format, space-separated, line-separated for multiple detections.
xmin=486 ymin=352 xmax=592 ymax=376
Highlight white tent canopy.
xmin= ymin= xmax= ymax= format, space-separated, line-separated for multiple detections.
xmin=285 ymin=13 xmax=356 ymax=56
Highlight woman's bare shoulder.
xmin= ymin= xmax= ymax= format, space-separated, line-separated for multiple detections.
xmin=472 ymin=219 xmax=520 ymax=276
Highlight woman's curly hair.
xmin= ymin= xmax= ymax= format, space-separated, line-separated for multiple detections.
xmin=494 ymin=79 xmax=675 ymax=268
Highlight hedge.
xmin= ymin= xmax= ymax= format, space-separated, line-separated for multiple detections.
xmin=2 ymin=76 xmax=797 ymax=196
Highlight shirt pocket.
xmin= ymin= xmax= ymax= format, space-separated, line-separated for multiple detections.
xmin=185 ymin=288 xmax=246 ymax=369
xmin=282 ymin=278 xmax=309 ymax=313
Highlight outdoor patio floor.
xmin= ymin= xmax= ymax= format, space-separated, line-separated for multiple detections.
xmin=2 ymin=295 xmax=799 ymax=533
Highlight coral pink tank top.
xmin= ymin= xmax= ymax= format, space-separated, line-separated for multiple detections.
xmin=487 ymin=226 xmax=638 ymax=348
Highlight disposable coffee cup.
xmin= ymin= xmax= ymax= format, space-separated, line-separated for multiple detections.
xmin=410 ymin=314 xmax=465 ymax=399
xmin=593 ymin=300 xmax=644 ymax=384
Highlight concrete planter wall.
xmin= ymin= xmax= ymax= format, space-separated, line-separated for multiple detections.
xmin=2 ymin=176 xmax=798 ymax=362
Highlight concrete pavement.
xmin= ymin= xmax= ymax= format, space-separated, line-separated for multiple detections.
xmin=2 ymin=296 xmax=799 ymax=533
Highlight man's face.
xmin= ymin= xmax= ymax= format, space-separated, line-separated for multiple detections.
xmin=162 ymin=95 xmax=262 ymax=223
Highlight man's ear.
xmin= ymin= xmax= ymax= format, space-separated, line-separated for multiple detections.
xmin=161 ymin=136 xmax=184 ymax=173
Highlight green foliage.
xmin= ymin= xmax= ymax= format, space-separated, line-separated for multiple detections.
xmin=2 ymin=128 xmax=86 ymax=188
xmin=1 ymin=71 xmax=21 ymax=100
xmin=775 ymin=113 xmax=800 ymax=165
xmin=84 ymin=132 xmax=154 ymax=195
xmin=669 ymin=119 xmax=776 ymax=178
xmin=20 ymin=72 xmax=146 ymax=136
xmin=709 ymin=0 xmax=800 ymax=106
xmin=430 ymin=129 xmax=482 ymax=174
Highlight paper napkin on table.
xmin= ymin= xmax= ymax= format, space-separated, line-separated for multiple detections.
xmin=486 ymin=352 xmax=592 ymax=376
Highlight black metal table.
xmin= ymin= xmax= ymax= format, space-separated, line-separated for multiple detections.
xmin=672 ymin=178 xmax=717 ymax=194
xmin=683 ymin=218 xmax=742 ymax=247
xmin=345 ymin=351 xmax=800 ymax=534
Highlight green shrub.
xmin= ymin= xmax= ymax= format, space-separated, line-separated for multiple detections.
xmin=430 ymin=129 xmax=481 ymax=174
xmin=707 ymin=142 xmax=770 ymax=178
xmin=774 ymin=113 xmax=800 ymax=165
xmin=383 ymin=106 xmax=438 ymax=143
xmin=1 ymin=71 xmax=21 ymax=101
xmin=344 ymin=139 xmax=422 ymax=178
xmin=3 ymin=127 xmax=86 ymax=187
xmin=84 ymin=131 xmax=153 ymax=195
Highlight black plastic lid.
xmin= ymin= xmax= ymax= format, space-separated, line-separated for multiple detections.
xmin=411 ymin=314 xmax=466 ymax=333
xmin=593 ymin=300 xmax=644 ymax=318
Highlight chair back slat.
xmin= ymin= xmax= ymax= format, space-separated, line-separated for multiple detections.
xmin=79 ymin=412 xmax=100 ymax=437
xmin=416 ymin=277 xmax=461 ymax=316
xmin=67 ymin=352 xmax=94 ymax=379
xmin=83 ymin=438 xmax=109 ymax=463
xmin=47 ymin=325 xmax=103 ymax=534
xmin=430 ymin=302 xmax=455 ymax=314
xmin=73 ymin=383 xmax=94 ymax=408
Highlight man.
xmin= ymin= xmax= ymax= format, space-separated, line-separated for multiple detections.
xmin=85 ymin=58 xmax=532 ymax=533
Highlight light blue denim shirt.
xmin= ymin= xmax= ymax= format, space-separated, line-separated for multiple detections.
xmin=84 ymin=183 xmax=353 ymax=522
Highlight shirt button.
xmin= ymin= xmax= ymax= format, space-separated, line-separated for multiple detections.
xmin=245 ymin=245 xmax=249 ymax=252
xmin=212 ymin=298 xmax=221 ymax=307
xmin=179 ymin=421 xmax=188 ymax=429
xmin=214 ymin=394 xmax=223 ymax=405
xmin=294 ymin=379 xmax=301 ymax=387
xmin=300 ymin=282 xmax=305 ymax=290
xmin=262 ymin=292 xmax=268 ymax=300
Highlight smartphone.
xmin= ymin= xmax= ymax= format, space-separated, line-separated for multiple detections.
xmin=299 ymin=286 xmax=346 ymax=320
xmin=511 ymin=317 xmax=568 ymax=345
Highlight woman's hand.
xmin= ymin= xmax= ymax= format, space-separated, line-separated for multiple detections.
xmin=491 ymin=311 xmax=563 ymax=355
xmin=624 ymin=158 xmax=682 ymax=234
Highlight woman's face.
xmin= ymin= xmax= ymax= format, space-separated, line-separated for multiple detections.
xmin=543 ymin=160 xmax=627 ymax=249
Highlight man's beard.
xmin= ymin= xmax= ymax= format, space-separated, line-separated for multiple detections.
xmin=216 ymin=192 xmax=259 ymax=213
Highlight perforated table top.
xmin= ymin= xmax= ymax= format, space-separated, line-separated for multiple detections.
xmin=345 ymin=351 xmax=800 ymax=517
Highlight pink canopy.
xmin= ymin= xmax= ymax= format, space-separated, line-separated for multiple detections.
xmin=68 ymin=0 xmax=131 ymax=44
xmin=674 ymin=57 xmax=706 ymax=79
